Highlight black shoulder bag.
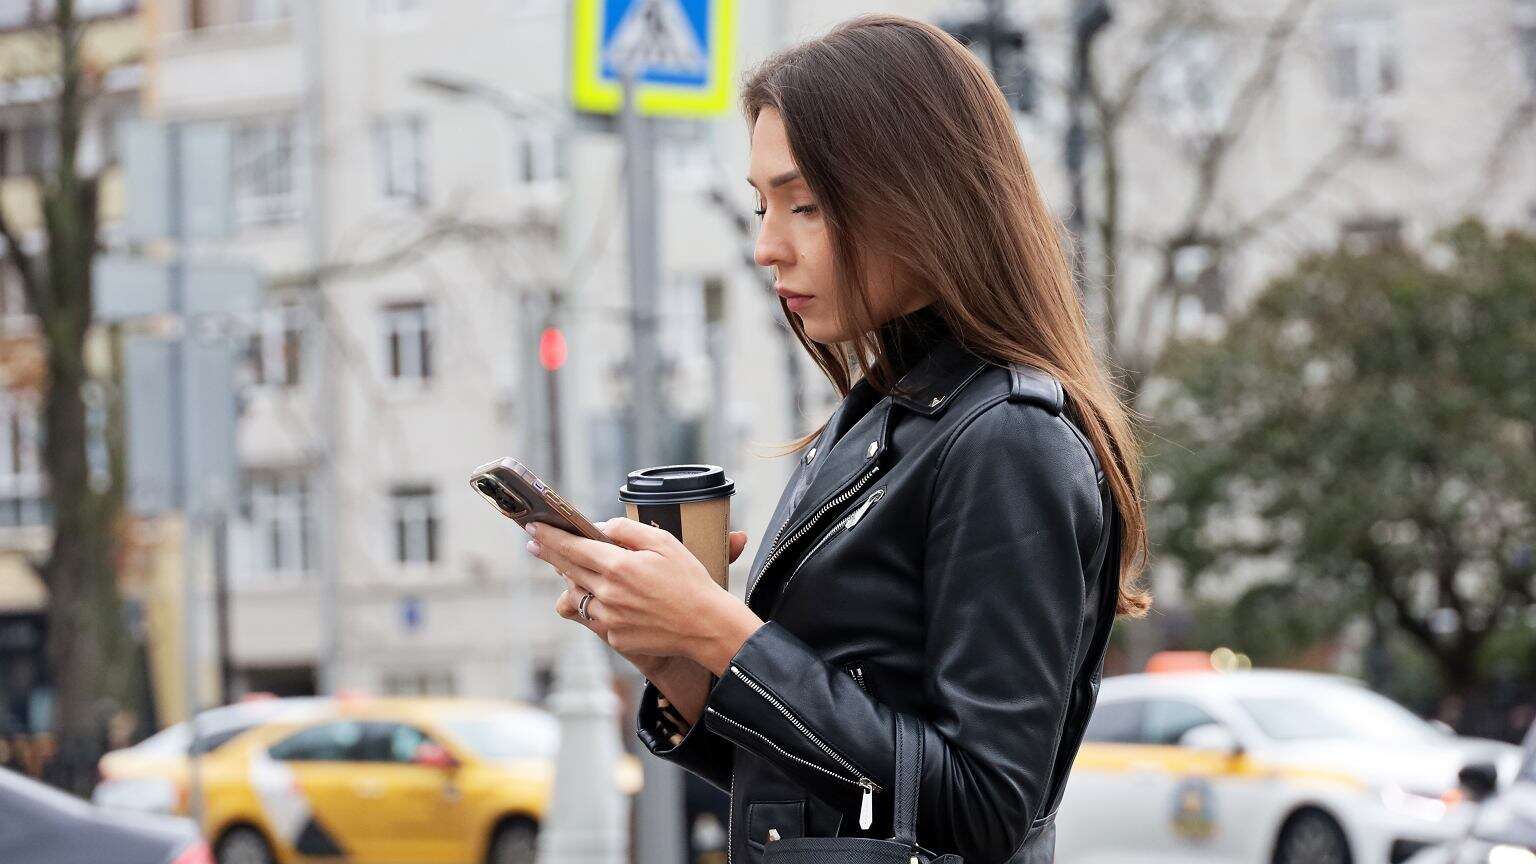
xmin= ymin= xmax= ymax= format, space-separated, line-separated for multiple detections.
xmin=764 ymin=711 xmax=963 ymax=863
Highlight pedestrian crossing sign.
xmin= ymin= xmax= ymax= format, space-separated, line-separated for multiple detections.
xmin=571 ymin=0 xmax=737 ymax=117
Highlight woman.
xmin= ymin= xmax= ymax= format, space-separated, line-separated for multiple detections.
xmin=524 ymin=14 xmax=1149 ymax=863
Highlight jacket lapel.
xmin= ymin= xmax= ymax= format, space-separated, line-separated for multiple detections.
xmin=742 ymin=335 xmax=992 ymax=611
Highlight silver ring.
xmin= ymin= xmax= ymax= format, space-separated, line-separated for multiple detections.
xmin=578 ymin=591 xmax=596 ymax=621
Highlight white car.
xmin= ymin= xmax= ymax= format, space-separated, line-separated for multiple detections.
xmin=1403 ymin=719 xmax=1536 ymax=864
xmin=92 ymin=695 xmax=332 ymax=815
xmin=1054 ymin=669 xmax=1521 ymax=864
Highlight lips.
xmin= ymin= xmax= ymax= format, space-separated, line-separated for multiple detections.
xmin=774 ymin=286 xmax=811 ymax=300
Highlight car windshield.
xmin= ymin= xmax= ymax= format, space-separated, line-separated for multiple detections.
xmin=1237 ymin=687 xmax=1445 ymax=744
xmin=441 ymin=713 xmax=559 ymax=761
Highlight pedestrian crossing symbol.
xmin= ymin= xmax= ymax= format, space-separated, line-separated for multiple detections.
xmin=572 ymin=0 xmax=737 ymax=117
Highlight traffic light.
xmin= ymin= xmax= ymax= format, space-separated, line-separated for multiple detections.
xmin=539 ymin=326 xmax=567 ymax=372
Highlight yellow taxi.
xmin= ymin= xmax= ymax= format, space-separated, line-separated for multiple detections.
xmin=111 ymin=695 xmax=642 ymax=864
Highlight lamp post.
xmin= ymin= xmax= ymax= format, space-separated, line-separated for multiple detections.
xmin=1066 ymin=0 xmax=1113 ymax=276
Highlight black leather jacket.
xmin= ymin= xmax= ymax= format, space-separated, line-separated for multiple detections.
xmin=635 ymin=315 xmax=1121 ymax=864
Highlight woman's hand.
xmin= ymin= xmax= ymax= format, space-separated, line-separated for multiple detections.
xmin=536 ymin=518 xmax=763 ymax=677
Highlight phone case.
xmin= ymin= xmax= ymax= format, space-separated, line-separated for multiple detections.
xmin=469 ymin=457 xmax=614 ymax=544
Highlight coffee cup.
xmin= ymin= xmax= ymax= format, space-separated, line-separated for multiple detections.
xmin=617 ymin=464 xmax=736 ymax=590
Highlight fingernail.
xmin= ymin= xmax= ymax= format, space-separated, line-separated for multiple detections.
xmin=526 ymin=540 xmax=541 ymax=555
xmin=524 ymin=522 xmax=538 ymax=538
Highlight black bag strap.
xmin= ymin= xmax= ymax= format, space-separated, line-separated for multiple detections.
xmin=892 ymin=710 xmax=922 ymax=847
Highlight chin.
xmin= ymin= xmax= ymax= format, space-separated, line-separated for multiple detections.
xmin=797 ymin=316 xmax=847 ymax=345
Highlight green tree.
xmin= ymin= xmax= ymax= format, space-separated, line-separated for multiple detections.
xmin=0 ymin=0 xmax=139 ymax=795
xmin=1150 ymin=220 xmax=1536 ymax=707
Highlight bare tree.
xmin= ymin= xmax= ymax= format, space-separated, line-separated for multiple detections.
xmin=0 ymin=0 xmax=140 ymax=795
xmin=1067 ymin=0 xmax=1363 ymax=394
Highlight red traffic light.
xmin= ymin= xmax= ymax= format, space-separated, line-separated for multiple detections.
xmin=539 ymin=327 xmax=567 ymax=371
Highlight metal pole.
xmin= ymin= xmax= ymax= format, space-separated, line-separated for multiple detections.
xmin=619 ymin=60 xmax=687 ymax=864
xmin=621 ymin=68 xmax=662 ymax=469
xmin=1066 ymin=0 xmax=1090 ymax=275
xmin=298 ymin=0 xmax=340 ymax=696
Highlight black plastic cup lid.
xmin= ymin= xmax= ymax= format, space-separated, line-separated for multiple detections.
xmin=617 ymin=464 xmax=735 ymax=504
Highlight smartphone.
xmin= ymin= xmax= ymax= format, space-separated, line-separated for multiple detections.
xmin=469 ymin=457 xmax=615 ymax=544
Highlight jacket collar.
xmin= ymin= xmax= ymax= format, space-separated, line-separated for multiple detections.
xmin=743 ymin=330 xmax=993 ymax=610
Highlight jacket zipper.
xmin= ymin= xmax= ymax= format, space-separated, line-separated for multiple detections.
xmin=847 ymin=663 xmax=870 ymax=694
xmin=727 ymin=762 xmax=735 ymax=864
xmin=780 ymin=488 xmax=885 ymax=598
xmin=724 ymin=663 xmax=884 ymax=828
xmin=746 ymin=466 xmax=881 ymax=608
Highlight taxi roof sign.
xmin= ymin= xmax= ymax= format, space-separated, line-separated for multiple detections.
xmin=572 ymin=0 xmax=737 ymax=117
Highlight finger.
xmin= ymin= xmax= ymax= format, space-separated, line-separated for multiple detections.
xmin=534 ymin=522 xmax=632 ymax=576
xmin=600 ymin=516 xmax=683 ymax=556
xmin=728 ymin=530 xmax=748 ymax=564
xmin=529 ymin=537 xmax=609 ymax=593
xmin=555 ymin=587 xmax=607 ymax=630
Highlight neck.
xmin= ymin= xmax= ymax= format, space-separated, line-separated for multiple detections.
xmin=871 ymin=301 xmax=949 ymax=383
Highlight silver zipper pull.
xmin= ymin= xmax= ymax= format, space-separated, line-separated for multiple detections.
xmin=767 ymin=828 xmax=781 ymax=842
xmin=859 ymin=777 xmax=875 ymax=829
xmin=844 ymin=489 xmax=884 ymax=530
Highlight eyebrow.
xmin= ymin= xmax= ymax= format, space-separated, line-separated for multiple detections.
xmin=745 ymin=170 xmax=803 ymax=190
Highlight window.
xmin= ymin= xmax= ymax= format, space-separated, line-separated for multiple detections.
xmin=237 ymin=0 xmax=289 ymax=24
xmin=1341 ymin=215 xmax=1403 ymax=254
xmin=442 ymin=712 xmax=560 ymax=761
xmin=1237 ymin=689 xmax=1442 ymax=743
xmin=248 ymin=302 xmax=305 ymax=387
xmin=1517 ymin=0 xmax=1536 ymax=88
xmin=357 ymin=722 xmax=435 ymax=762
xmin=0 ymin=2 xmax=29 ymax=28
xmin=390 ymin=485 xmax=438 ymax=564
xmin=1144 ymin=700 xmax=1223 ymax=746
xmin=232 ymin=117 xmax=301 ymax=227
xmin=1083 ymin=699 xmax=1145 ymax=743
xmin=373 ymin=116 xmax=427 ymax=207
xmin=268 ymin=721 xmax=366 ymax=761
xmin=658 ymin=122 xmax=714 ymax=192
xmin=0 ymin=391 xmax=47 ymax=527
xmin=2 ymin=0 xmax=135 ymax=28
xmin=381 ymin=301 xmax=433 ymax=382
xmin=1149 ymin=27 xmax=1230 ymax=141
xmin=510 ymin=128 xmax=563 ymax=186
xmin=19 ymin=122 xmax=55 ymax=176
xmin=245 ymin=471 xmax=312 ymax=578
xmin=1326 ymin=7 xmax=1400 ymax=102
xmin=382 ymin=669 xmax=456 ymax=696
xmin=370 ymin=0 xmax=425 ymax=27
xmin=0 ymin=262 xmax=32 ymax=331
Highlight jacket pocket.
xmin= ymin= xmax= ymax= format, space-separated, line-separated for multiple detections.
xmin=746 ymin=799 xmax=806 ymax=855
xmin=779 ymin=487 xmax=885 ymax=598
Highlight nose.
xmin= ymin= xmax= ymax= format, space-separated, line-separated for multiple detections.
xmin=753 ymin=212 xmax=792 ymax=271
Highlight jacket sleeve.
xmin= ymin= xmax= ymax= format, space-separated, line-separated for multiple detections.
xmin=635 ymin=671 xmax=736 ymax=793
xmin=697 ymin=400 xmax=1104 ymax=862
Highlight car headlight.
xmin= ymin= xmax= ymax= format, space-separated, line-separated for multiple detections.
xmin=1378 ymin=782 xmax=1459 ymax=821
xmin=1487 ymin=845 xmax=1536 ymax=864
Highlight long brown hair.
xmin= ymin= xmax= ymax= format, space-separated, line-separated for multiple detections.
xmin=742 ymin=14 xmax=1150 ymax=617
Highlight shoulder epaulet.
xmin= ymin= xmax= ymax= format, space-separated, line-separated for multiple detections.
xmin=1007 ymin=363 xmax=1065 ymax=415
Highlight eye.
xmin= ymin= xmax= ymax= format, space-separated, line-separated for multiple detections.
xmin=791 ymin=204 xmax=818 ymax=215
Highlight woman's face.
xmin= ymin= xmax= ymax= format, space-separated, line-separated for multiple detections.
xmin=748 ymin=106 xmax=923 ymax=344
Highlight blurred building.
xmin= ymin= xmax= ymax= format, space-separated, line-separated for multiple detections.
xmin=134 ymin=1 xmax=814 ymax=710
xmin=127 ymin=0 xmax=1536 ymax=709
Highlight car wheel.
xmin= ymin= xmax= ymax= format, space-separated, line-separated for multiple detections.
xmin=489 ymin=819 xmax=539 ymax=864
xmin=1273 ymin=809 xmax=1351 ymax=864
xmin=217 ymin=827 xmax=275 ymax=864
